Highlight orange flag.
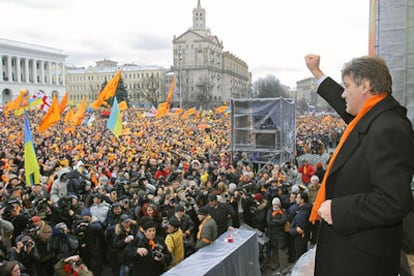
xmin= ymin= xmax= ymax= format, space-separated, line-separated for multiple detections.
xmin=64 ymin=108 xmax=75 ymax=124
xmin=90 ymin=89 xmax=105 ymax=109
xmin=181 ymin=107 xmax=196 ymax=119
xmin=38 ymin=96 xmax=61 ymax=132
xmin=4 ymin=89 xmax=28 ymax=116
xmin=174 ymin=108 xmax=184 ymax=115
xmin=155 ymin=102 xmax=169 ymax=119
xmin=71 ymin=97 xmax=87 ymax=126
xmin=118 ymin=101 xmax=128 ymax=111
xmin=215 ymin=105 xmax=228 ymax=114
xmin=322 ymin=114 xmax=332 ymax=123
xmin=103 ymin=71 xmax=122 ymax=100
xmin=59 ymin=91 xmax=68 ymax=113
xmin=166 ymin=78 xmax=175 ymax=107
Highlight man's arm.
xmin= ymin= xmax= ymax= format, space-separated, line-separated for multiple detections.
xmin=305 ymin=54 xmax=325 ymax=79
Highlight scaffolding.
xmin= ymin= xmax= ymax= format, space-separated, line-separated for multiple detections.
xmin=230 ymin=98 xmax=296 ymax=169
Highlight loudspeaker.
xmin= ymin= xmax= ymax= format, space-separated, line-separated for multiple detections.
xmin=234 ymin=129 xmax=252 ymax=146
xmin=255 ymin=130 xmax=280 ymax=149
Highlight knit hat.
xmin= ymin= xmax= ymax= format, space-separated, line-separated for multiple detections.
xmin=272 ymin=197 xmax=281 ymax=206
xmin=291 ymin=185 xmax=300 ymax=193
xmin=55 ymin=222 xmax=67 ymax=231
xmin=228 ymin=183 xmax=237 ymax=192
xmin=31 ymin=216 xmax=42 ymax=224
xmin=175 ymin=204 xmax=185 ymax=212
xmin=208 ymin=194 xmax=217 ymax=202
xmin=120 ymin=214 xmax=132 ymax=223
xmin=81 ymin=208 xmax=91 ymax=217
xmin=197 ymin=207 xmax=209 ymax=216
xmin=254 ymin=193 xmax=263 ymax=202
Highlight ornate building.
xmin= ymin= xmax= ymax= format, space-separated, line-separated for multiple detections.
xmin=172 ymin=0 xmax=251 ymax=108
xmin=0 ymin=38 xmax=67 ymax=105
xmin=65 ymin=60 xmax=168 ymax=107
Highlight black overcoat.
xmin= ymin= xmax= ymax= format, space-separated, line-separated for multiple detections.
xmin=314 ymin=78 xmax=414 ymax=276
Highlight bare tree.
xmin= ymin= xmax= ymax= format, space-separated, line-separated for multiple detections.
xmin=253 ymin=75 xmax=287 ymax=98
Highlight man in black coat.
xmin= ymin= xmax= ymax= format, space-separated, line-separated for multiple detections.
xmin=125 ymin=220 xmax=171 ymax=276
xmin=305 ymin=54 xmax=414 ymax=276
xmin=206 ymin=194 xmax=234 ymax=236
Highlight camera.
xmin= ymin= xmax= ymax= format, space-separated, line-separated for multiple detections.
xmin=152 ymin=244 xmax=164 ymax=260
xmin=23 ymin=240 xmax=34 ymax=247
xmin=70 ymin=260 xmax=82 ymax=266
xmin=76 ymin=218 xmax=89 ymax=236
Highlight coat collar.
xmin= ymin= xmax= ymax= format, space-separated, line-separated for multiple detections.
xmin=329 ymin=95 xmax=403 ymax=175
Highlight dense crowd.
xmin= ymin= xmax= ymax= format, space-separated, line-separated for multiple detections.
xmin=0 ymin=108 xmax=345 ymax=276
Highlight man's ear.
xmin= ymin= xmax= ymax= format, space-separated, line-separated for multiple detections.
xmin=360 ymin=78 xmax=372 ymax=95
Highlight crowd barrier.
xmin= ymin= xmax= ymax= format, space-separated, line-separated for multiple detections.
xmin=162 ymin=228 xmax=261 ymax=276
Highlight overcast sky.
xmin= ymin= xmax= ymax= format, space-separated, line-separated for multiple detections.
xmin=0 ymin=0 xmax=370 ymax=88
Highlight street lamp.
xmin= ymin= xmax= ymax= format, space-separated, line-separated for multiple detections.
xmin=176 ymin=48 xmax=183 ymax=108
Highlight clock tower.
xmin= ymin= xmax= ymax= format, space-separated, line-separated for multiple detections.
xmin=193 ymin=0 xmax=206 ymax=30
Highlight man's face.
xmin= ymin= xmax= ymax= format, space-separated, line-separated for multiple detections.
xmin=209 ymin=200 xmax=217 ymax=207
xmin=342 ymin=75 xmax=366 ymax=116
xmin=166 ymin=224 xmax=176 ymax=234
xmin=93 ymin=197 xmax=101 ymax=204
xmin=144 ymin=227 xmax=156 ymax=240
xmin=113 ymin=206 xmax=122 ymax=215
xmin=176 ymin=210 xmax=184 ymax=218
xmin=296 ymin=194 xmax=303 ymax=205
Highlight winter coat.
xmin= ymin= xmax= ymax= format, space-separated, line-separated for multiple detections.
xmin=266 ymin=208 xmax=288 ymax=249
xmin=314 ymin=77 xmax=414 ymax=276
xmin=51 ymin=168 xmax=71 ymax=203
xmin=125 ymin=234 xmax=172 ymax=276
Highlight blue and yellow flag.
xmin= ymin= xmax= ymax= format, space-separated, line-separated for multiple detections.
xmin=107 ymin=97 xmax=122 ymax=138
xmin=24 ymin=112 xmax=40 ymax=186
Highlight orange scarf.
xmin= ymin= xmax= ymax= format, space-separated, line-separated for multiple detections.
xmin=272 ymin=209 xmax=284 ymax=217
xmin=148 ymin=239 xmax=156 ymax=250
xmin=196 ymin=215 xmax=212 ymax=240
xmin=309 ymin=94 xmax=387 ymax=223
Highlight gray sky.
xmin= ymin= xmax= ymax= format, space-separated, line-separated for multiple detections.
xmin=0 ymin=0 xmax=370 ymax=87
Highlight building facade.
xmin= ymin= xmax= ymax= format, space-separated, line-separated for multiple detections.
xmin=371 ymin=0 xmax=414 ymax=124
xmin=65 ymin=60 xmax=168 ymax=107
xmin=295 ymin=1 xmax=414 ymax=120
xmin=172 ymin=0 xmax=251 ymax=108
xmin=0 ymin=38 xmax=67 ymax=105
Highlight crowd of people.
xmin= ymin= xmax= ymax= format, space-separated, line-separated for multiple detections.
xmin=0 ymin=107 xmax=346 ymax=275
